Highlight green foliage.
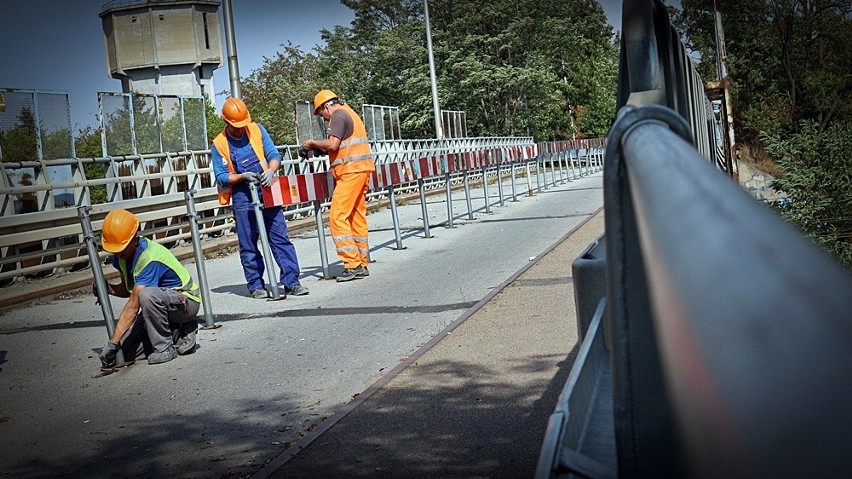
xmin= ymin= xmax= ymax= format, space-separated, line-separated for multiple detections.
xmin=205 ymin=98 xmax=225 ymax=144
xmin=74 ymin=125 xmax=108 ymax=204
xmin=233 ymin=0 xmax=617 ymax=142
xmin=765 ymin=121 xmax=852 ymax=268
xmin=0 ymin=107 xmax=38 ymax=162
xmin=675 ymin=1 xmax=852 ymax=266
xmin=674 ymin=0 xmax=852 ymax=143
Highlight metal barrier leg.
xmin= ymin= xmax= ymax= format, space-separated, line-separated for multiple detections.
xmin=550 ymin=157 xmax=558 ymax=188
xmin=444 ymin=172 xmax=455 ymax=228
xmin=526 ymin=162 xmax=534 ymax=196
xmin=388 ymin=185 xmax=406 ymax=250
xmin=536 ymin=159 xmax=544 ymax=193
xmin=463 ymin=170 xmax=475 ymax=220
xmin=78 ymin=206 xmax=126 ymax=367
xmin=557 ymin=155 xmax=566 ymax=184
xmin=249 ymin=184 xmax=284 ymax=300
xmin=510 ymin=163 xmax=519 ymax=202
xmin=497 ymin=165 xmax=505 ymax=206
xmin=313 ymin=200 xmax=332 ymax=279
xmin=184 ymin=190 xmax=216 ymax=329
xmin=418 ymin=179 xmax=433 ymax=238
xmin=482 ymin=166 xmax=492 ymax=214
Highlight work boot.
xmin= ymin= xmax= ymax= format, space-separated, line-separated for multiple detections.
xmin=287 ymin=284 xmax=309 ymax=296
xmin=249 ymin=288 xmax=269 ymax=299
xmin=336 ymin=267 xmax=362 ymax=282
xmin=148 ymin=345 xmax=177 ymax=365
xmin=176 ymin=322 xmax=197 ymax=355
xmin=356 ymin=266 xmax=370 ymax=277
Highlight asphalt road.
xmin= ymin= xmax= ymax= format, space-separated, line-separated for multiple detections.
xmin=0 ymin=170 xmax=603 ymax=478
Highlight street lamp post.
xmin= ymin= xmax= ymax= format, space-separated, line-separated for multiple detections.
xmin=222 ymin=0 xmax=242 ymax=99
xmin=424 ymin=0 xmax=442 ymax=139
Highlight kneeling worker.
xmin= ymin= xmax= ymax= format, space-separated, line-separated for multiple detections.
xmin=97 ymin=209 xmax=201 ymax=368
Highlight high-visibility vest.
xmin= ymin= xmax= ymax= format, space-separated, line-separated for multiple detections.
xmin=117 ymin=238 xmax=202 ymax=304
xmin=212 ymin=123 xmax=268 ymax=205
xmin=329 ymin=105 xmax=375 ymax=177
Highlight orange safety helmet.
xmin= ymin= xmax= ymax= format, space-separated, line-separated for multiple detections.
xmin=313 ymin=89 xmax=339 ymax=115
xmin=101 ymin=209 xmax=140 ymax=253
xmin=222 ymin=97 xmax=252 ymax=128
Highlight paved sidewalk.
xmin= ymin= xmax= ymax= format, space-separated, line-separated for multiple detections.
xmin=257 ymin=211 xmax=605 ymax=479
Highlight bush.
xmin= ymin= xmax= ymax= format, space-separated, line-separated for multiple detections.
xmin=764 ymin=121 xmax=852 ymax=269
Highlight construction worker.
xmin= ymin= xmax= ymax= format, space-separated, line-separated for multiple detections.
xmin=212 ymin=97 xmax=308 ymax=298
xmin=302 ymin=90 xmax=376 ymax=282
xmin=97 ymin=209 xmax=201 ymax=367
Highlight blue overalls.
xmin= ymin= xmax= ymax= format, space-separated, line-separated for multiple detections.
xmin=212 ymin=126 xmax=302 ymax=293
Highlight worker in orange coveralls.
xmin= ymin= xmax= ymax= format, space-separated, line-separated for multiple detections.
xmin=302 ymin=90 xmax=376 ymax=282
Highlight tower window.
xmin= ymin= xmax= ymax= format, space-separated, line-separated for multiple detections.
xmin=203 ymin=13 xmax=210 ymax=49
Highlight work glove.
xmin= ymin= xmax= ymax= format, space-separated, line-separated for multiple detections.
xmin=298 ymin=146 xmax=326 ymax=159
xmin=99 ymin=341 xmax=119 ymax=368
xmin=241 ymin=171 xmax=259 ymax=183
xmin=260 ymin=168 xmax=276 ymax=188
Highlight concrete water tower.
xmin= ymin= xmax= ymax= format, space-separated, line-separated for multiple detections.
xmin=100 ymin=0 xmax=223 ymax=100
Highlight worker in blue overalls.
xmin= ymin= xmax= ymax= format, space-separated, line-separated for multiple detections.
xmin=211 ymin=97 xmax=308 ymax=299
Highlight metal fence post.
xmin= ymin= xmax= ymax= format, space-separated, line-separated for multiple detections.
xmin=183 ymin=190 xmax=216 ymax=328
xmin=388 ymin=185 xmax=405 ymax=250
xmin=77 ymin=206 xmax=126 ymax=367
xmin=463 ymin=169 xmax=475 ymax=220
xmin=248 ymin=182 xmax=284 ymax=300
xmin=313 ymin=200 xmax=332 ymax=279
xmin=497 ymin=164 xmax=505 ymax=206
xmin=444 ymin=172 xmax=455 ymax=228
xmin=417 ymin=178 xmax=433 ymax=238
xmin=510 ymin=162 xmax=519 ymax=202
xmin=481 ymin=166 xmax=492 ymax=214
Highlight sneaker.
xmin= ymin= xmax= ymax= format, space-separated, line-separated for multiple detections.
xmin=356 ymin=266 xmax=370 ymax=277
xmin=249 ymin=288 xmax=268 ymax=299
xmin=287 ymin=284 xmax=309 ymax=296
xmin=336 ymin=267 xmax=362 ymax=282
xmin=148 ymin=345 xmax=177 ymax=365
xmin=176 ymin=323 xmax=197 ymax=355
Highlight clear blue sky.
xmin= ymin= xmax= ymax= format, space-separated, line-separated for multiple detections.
xmin=0 ymin=0 xmax=356 ymax=131
xmin=0 ymin=0 xmax=626 ymax=133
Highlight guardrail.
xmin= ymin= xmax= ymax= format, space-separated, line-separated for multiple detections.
xmin=0 ymin=137 xmax=604 ymax=285
xmin=537 ymin=0 xmax=852 ymax=478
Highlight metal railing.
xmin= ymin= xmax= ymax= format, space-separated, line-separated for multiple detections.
xmin=538 ymin=1 xmax=852 ymax=478
xmin=0 ymin=137 xmax=604 ymax=284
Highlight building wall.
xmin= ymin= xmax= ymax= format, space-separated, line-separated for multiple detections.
xmin=101 ymin=1 xmax=222 ymax=99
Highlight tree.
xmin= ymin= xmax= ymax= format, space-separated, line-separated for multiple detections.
xmin=765 ymin=121 xmax=852 ymax=268
xmin=205 ymin=98 xmax=225 ymax=145
xmin=235 ymin=0 xmax=618 ymax=142
xmin=673 ymin=0 xmax=852 ymax=142
xmin=75 ymin=126 xmax=108 ymax=204
xmin=0 ymin=107 xmax=38 ymax=162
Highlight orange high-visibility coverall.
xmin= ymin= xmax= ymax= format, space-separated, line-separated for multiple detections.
xmin=329 ymin=104 xmax=376 ymax=269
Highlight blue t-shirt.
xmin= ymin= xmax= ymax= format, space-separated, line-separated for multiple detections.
xmin=211 ymin=123 xmax=281 ymax=208
xmin=111 ymin=237 xmax=181 ymax=289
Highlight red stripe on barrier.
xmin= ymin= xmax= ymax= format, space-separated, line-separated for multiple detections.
xmin=294 ymin=174 xmax=307 ymax=202
xmin=389 ymin=162 xmax=401 ymax=185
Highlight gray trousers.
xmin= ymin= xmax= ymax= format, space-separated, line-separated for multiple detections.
xmin=120 ymin=287 xmax=200 ymax=358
